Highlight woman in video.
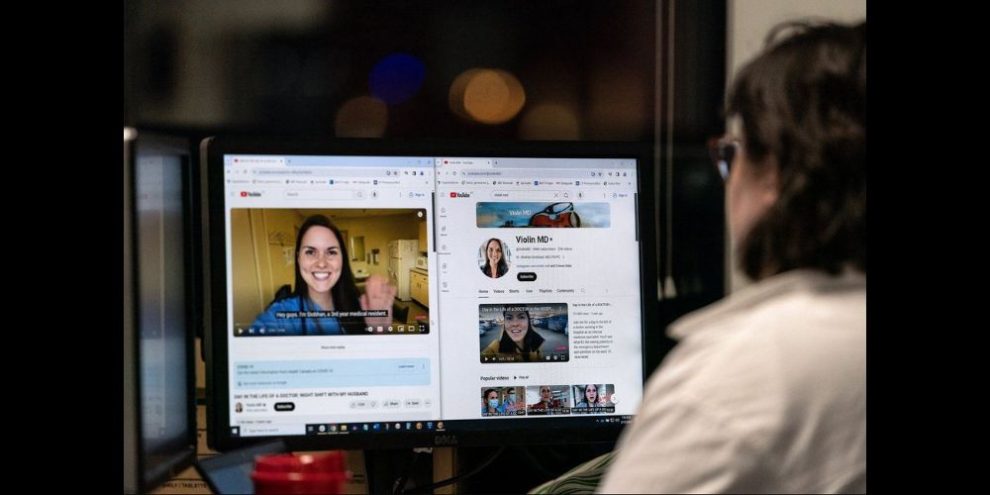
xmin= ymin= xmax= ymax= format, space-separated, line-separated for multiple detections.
xmin=574 ymin=384 xmax=600 ymax=409
xmin=528 ymin=386 xmax=563 ymax=413
xmin=482 ymin=388 xmax=505 ymax=416
xmin=480 ymin=238 xmax=509 ymax=278
xmin=250 ymin=214 xmax=396 ymax=335
xmin=481 ymin=309 xmax=545 ymax=362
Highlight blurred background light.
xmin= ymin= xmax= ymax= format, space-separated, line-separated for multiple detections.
xmin=449 ymin=68 xmax=525 ymax=125
xmin=369 ymin=53 xmax=426 ymax=105
xmin=334 ymin=96 xmax=388 ymax=137
xmin=448 ymin=68 xmax=482 ymax=120
xmin=518 ymin=103 xmax=580 ymax=140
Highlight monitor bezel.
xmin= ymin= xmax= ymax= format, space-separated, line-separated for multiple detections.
xmin=124 ymin=129 xmax=199 ymax=492
xmin=202 ymin=137 xmax=661 ymax=452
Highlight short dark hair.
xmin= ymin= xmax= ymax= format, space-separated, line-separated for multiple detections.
xmin=727 ymin=21 xmax=866 ymax=280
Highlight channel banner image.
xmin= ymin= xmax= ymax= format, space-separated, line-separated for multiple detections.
xmin=476 ymin=202 xmax=610 ymax=228
xmin=479 ymin=303 xmax=569 ymax=363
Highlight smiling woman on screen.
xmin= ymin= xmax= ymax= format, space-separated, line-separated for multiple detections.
xmin=250 ymin=215 xmax=396 ymax=335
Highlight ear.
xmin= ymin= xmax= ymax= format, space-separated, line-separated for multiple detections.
xmin=756 ymin=156 xmax=780 ymax=207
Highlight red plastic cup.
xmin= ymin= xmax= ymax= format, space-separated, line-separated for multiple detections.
xmin=251 ymin=451 xmax=350 ymax=495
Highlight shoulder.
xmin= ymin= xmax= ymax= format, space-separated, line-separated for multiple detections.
xmin=658 ymin=275 xmax=864 ymax=418
xmin=255 ymin=297 xmax=298 ymax=322
xmin=690 ymin=271 xmax=865 ymax=396
xmin=607 ymin=271 xmax=866 ymax=491
xmin=482 ymin=338 xmax=501 ymax=355
xmin=670 ymin=269 xmax=865 ymax=340
xmin=268 ymin=296 xmax=302 ymax=311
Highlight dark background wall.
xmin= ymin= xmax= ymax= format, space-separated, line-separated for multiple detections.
xmin=124 ymin=1 xmax=728 ymax=491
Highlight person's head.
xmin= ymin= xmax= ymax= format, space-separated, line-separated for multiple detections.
xmin=502 ymin=309 xmax=530 ymax=344
xmin=505 ymin=388 xmax=517 ymax=403
xmin=722 ymin=21 xmax=866 ymax=281
xmin=584 ymin=384 xmax=599 ymax=403
xmin=539 ymin=386 xmax=552 ymax=403
xmin=293 ymin=215 xmax=360 ymax=310
xmin=484 ymin=238 xmax=508 ymax=274
xmin=497 ymin=308 xmax=544 ymax=357
xmin=484 ymin=388 xmax=499 ymax=409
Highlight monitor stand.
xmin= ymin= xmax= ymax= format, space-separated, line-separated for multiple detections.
xmin=364 ymin=448 xmax=436 ymax=494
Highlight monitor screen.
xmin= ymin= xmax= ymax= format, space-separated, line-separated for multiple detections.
xmin=124 ymin=129 xmax=197 ymax=492
xmin=203 ymin=139 xmax=657 ymax=451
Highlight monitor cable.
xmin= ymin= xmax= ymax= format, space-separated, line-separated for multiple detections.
xmin=399 ymin=446 xmax=507 ymax=495
xmin=391 ymin=448 xmax=428 ymax=495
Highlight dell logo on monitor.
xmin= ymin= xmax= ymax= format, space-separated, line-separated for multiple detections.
xmin=434 ymin=434 xmax=458 ymax=446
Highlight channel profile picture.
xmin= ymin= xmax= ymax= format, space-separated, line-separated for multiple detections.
xmin=479 ymin=238 xmax=511 ymax=279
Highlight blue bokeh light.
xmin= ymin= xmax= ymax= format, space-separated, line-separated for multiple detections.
xmin=369 ymin=53 xmax=426 ymax=105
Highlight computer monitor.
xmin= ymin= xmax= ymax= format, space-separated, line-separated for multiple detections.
xmin=202 ymin=138 xmax=660 ymax=451
xmin=124 ymin=129 xmax=198 ymax=493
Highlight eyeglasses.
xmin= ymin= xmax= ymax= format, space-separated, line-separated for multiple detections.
xmin=708 ymin=136 xmax=740 ymax=181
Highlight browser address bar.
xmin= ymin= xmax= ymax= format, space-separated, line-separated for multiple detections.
xmin=462 ymin=168 xmax=584 ymax=178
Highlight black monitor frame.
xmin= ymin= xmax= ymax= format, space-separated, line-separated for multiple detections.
xmin=124 ymin=129 xmax=199 ymax=492
xmin=202 ymin=137 xmax=661 ymax=452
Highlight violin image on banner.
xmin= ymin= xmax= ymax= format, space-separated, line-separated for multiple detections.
xmin=528 ymin=202 xmax=581 ymax=228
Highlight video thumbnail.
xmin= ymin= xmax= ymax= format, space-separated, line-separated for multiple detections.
xmin=525 ymin=385 xmax=572 ymax=415
xmin=479 ymin=303 xmax=569 ymax=363
xmin=570 ymin=384 xmax=616 ymax=414
xmin=480 ymin=386 xmax=527 ymax=417
xmin=231 ymin=208 xmax=429 ymax=336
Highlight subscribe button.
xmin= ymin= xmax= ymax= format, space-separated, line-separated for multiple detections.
xmin=274 ymin=402 xmax=296 ymax=412
xmin=517 ymin=272 xmax=537 ymax=282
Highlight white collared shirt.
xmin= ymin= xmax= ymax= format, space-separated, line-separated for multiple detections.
xmin=600 ymin=269 xmax=866 ymax=494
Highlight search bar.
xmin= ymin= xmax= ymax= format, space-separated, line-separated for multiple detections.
xmin=283 ymin=190 xmax=365 ymax=200
xmin=490 ymin=190 xmax=572 ymax=200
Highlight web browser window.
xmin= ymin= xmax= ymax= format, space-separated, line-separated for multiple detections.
xmin=220 ymin=154 xmax=642 ymax=438
xmin=435 ymin=157 xmax=642 ymax=420
xmin=223 ymin=155 xmax=439 ymax=437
